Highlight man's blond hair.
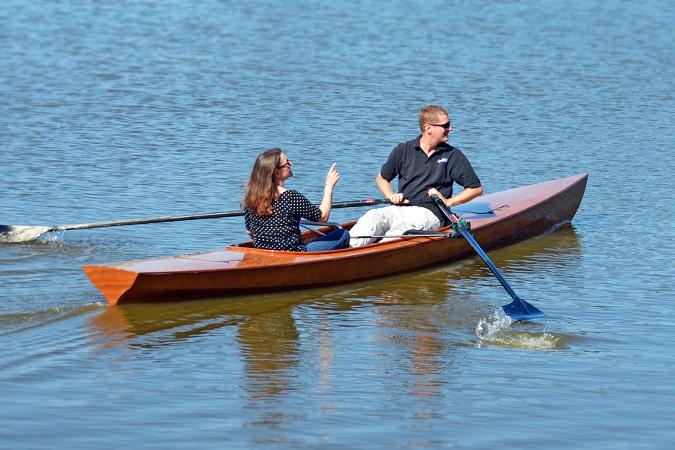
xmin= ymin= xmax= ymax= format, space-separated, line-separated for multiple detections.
xmin=419 ymin=105 xmax=449 ymax=131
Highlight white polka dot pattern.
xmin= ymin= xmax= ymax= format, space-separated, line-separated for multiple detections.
xmin=244 ymin=190 xmax=322 ymax=251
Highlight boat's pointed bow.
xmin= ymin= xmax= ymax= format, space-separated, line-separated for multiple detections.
xmin=82 ymin=265 xmax=138 ymax=305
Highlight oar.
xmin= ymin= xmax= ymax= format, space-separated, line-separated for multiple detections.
xmin=0 ymin=198 xmax=388 ymax=243
xmin=349 ymin=230 xmax=454 ymax=239
xmin=432 ymin=196 xmax=545 ymax=321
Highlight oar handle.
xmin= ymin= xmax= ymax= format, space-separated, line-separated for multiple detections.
xmin=331 ymin=198 xmax=388 ymax=209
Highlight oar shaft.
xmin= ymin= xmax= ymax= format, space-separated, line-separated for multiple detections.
xmin=50 ymin=199 xmax=391 ymax=232
xmin=432 ymin=196 xmax=544 ymax=320
xmin=349 ymin=233 xmax=451 ymax=239
xmin=332 ymin=199 xmax=388 ymax=209
xmin=453 ymin=225 xmax=519 ymax=300
xmin=54 ymin=211 xmax=244 ymax=231
xmin=0 ymin=198 xmax=389 ymax=243
xmin=434 ymin=199 xmax=520 ymax=301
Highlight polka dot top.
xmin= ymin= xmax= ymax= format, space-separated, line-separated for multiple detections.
xmin=244 ymin=190 xmax=322 ymax=251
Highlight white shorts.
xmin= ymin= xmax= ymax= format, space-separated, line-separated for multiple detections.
xmin=348 ymin=205 xmax=441 ymax=247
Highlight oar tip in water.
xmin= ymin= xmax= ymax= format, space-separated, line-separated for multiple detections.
xmin=502 ymin=298 xmax=545 ymax=321
xmin=0 ymin=225 xmax=52 ymax=243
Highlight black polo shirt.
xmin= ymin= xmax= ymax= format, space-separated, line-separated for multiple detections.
xmin=380 ymin=136 xmax=481 ymax=224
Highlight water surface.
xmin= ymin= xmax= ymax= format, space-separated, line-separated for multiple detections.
xmin=2 ymin=1 xmax=674 ymax=448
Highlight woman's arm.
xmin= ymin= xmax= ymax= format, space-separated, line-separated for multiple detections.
xmin=319 ymin=163 xmax=340 ymax=221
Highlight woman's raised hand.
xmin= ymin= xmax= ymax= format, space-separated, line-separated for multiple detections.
xmin=326 ymin=163 xmax=340 ymax=188
xmin=319 ymin=163 xmax=340 ymax=221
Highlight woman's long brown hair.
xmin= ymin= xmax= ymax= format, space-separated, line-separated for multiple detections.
xmin=242 ymin=148 xmax=283 ymax=216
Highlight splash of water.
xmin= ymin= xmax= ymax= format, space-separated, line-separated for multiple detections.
xmin=476 ymin=309 xmax=561 ymax=350
xmin=476 ymin=309 xmax=513 ymax=340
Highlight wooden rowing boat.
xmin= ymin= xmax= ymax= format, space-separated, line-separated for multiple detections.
xmin=83 ymin=173 xmax=588 ymax=305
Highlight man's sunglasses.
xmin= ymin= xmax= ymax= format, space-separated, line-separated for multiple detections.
xmin=428 ymin=121 xmax=452 ymax=130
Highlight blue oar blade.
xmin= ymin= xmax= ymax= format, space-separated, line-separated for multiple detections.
xmin=502 ymin=298 xmax=545 ymax=321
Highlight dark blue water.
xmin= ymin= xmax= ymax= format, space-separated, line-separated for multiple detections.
xmin=2 ymin=1 xmax=674 ymax=448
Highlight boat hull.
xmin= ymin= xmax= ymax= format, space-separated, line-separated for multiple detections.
xmin=83 ymin=173 xmax=588 ymax=304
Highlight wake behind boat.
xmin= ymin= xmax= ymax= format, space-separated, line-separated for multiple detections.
xmin=83 ymin=173 xmax=588 ymax=305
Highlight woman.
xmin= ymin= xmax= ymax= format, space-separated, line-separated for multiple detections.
xmin=242 ymin=148 xmax=350 ymax=252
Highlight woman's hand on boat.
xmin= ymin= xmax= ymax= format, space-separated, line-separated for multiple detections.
xmin=326 ymin=163 xmax=340 ymax=188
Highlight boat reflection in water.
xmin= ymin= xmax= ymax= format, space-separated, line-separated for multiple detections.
xmin=89 ymin=225 xmax=583 ymax=404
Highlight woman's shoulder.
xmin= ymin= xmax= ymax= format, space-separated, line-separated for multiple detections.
xmin=279 ymin=190 xmax=318 ymax=211
xmin=280 ymin=189 xmax=308 ymax=200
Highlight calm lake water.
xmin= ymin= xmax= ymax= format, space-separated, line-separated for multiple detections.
xmin=2 ymin=0 xmax=674 ymax=448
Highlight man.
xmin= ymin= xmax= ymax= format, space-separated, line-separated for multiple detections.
xmin=349 ymin=104 xmax=483 ymax=247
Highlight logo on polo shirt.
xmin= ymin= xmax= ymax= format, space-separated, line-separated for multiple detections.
xmin=437 ymin=157 xmax=448 ymax=164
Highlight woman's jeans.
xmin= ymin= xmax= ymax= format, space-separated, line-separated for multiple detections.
xmin=305 ymin=228 xmax=350 ymax=252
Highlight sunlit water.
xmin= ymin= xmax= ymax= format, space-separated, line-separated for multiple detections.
xmin=2 ymin=0 xmax=674 ymax=448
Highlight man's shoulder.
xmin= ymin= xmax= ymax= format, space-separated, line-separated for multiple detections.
xmin=440 ymin=143 xmax=471 ymax=159
xmin=392 ymin=136 xmax=421 ymax=153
